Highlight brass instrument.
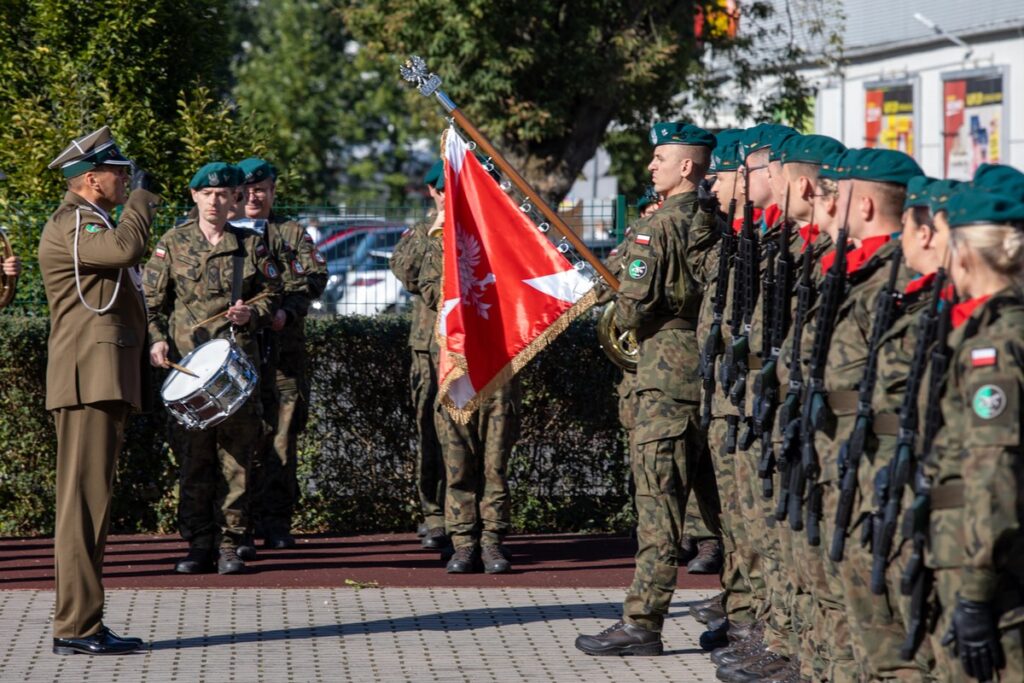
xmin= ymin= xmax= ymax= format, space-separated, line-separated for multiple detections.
xmin=596 ymin=302 xmax=638 ymax=372
xmin=0 ymin=228 xmax=16 ymax=309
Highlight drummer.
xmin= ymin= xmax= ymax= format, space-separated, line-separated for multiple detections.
xmin=144 ymin=162 xmax=282 ymax=575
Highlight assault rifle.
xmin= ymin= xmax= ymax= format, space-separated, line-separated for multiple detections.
xmin=700 ymin=198 xmax=738 ymax=431
xmin=788 ymin=219 xmax=850 ymax=541
xmin=775 ymin=214 xmax=816 ymax=521
xmin=721 ymin=198 xmax=756 ymax=415
xmin=830 ymin=247 xmax=904 ymax=562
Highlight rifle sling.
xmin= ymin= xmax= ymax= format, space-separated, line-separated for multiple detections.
xmin=930 ymin=481 xmax=965 ymax=510
xmin=637 ymin=316 xmax=697 ymax=340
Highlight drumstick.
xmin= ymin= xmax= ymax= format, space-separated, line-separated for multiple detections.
xmin=190 ymin=291 xmax=272 ymax=331
xmin=163 ymin=360 xmax=199 ymax=378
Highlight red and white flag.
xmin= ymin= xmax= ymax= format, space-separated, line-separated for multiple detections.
xmin=437 ymin=128 xmax=598 ymax=421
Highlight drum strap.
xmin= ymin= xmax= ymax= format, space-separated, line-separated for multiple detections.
xmin=231 ymin=253 xmax=244 ymax=305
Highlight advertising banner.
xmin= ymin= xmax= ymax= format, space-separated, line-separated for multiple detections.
xmin=865 ymin=82 xmax=915 ymax=155
xmin=943 ymin=71 xmax=1005 ymax=179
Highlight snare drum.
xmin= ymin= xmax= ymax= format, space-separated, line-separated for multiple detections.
xmin=161 ymin=338 xmax=259 ymax=430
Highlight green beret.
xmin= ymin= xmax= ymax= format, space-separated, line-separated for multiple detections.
xmin=711 ymin=140 xmax=744 ymax=173
xmin=649 ymin=122 xmax=717 ymax=149
xmin=779 ymin=135 xmax=846 ymax=166
xmin=926 ymin=179 xmax=963 ymax=214
xmin=847 ymin=149 xmax=922 ymax=186
xmin=819 ymin=150 xmax=855 ymax=181
xmin=48 ymin=126 xmax=132 ymax=179
xmin=636 ymin=186 xmax=660 ymax=211
xmin=238 ymin=157 xmax=277 ymax=184
xmin=743 ymin=123 xmax=797 ymax=158
xmin=190 ymin=162 xmax=242 ymax=190
xmin=903 ymin=176 xmax=938 ymax=211
xmin=946 ymin=191 xmax=1024 ymax=228
xmin=972 ymin=163 xmax=1024 ymax=201
xmin=423 ymin=160 xmax=444 ymax=188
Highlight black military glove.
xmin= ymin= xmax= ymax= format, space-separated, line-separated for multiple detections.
xmin=130 ymin=165 xmax=156 ymax=192
xmin=697 ymin=178 xmax=719 ymax=214
xmin=942 ymin=597 xmax=1004 ymax=682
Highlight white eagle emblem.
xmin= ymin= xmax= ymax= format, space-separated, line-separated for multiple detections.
xmin=209 ymin=172 xmax=220 ymax=186
xmin=456 ymin=224 xmax=496 ymax=318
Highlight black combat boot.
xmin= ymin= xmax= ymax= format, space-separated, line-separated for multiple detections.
xmin=264 ymin=526 xmax=296 ymax=550
xmin=689 ymin=592 xmax=725 ymax=623
xmin=174 ymin=546 xmax=214 ymax=574
xmin=445 ymin=545 xmax=479 ymax=573
xmin=680 ymin=535 xmax=699 ymax=564
xmin=574 ymin=621 xmax=663 ymax=656
xmin=710 ymin=634 xmax=765 ymax=667
xmin=237 ymin=535 xmax=259 ymax=560
xmin=481 ymin=544 xmax=511 ymax=574
xmin=217 ymin=547 xmax=246 ymax=575
xmin=717 ymin=650 xmax=790 ymax=682
xmin=421 ymin=527 xmax=448 ymax=550
xmin=686 ymin=538 xmax=724 ymax=574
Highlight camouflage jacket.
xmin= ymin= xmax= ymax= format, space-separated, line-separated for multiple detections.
xmin=263 ymin=215 xmax=328 ymax=360
xmin=144 ymin=219 xmax=283 ymax=363
xmin=391 ymin=220 xmax=437 ymax=352
xmin=924 ymin=288 xmax=1024 ymax=602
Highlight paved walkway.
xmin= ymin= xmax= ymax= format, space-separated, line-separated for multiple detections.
xmin=0 ymin=587 xmax=718 ymax=682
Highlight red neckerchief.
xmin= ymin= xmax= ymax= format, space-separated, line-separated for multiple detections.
xmin=904 ymin=271 xmax=935 ymax=296
xmin=763 ymin=203 xmax=782 ymax=228
xmin=799 ymin=223 xmax=820 ymax=253
xmin=732 ymin=207 xmax=764 ymax=235
xmin=941 ymin=284 xmax=955 ymax=302
xmin=821 ymin=248 xmax=837 ymax=273
xmin=844 ymin=234 xmax=892 ymax=275
xmin=952 ymin=294 xmax=991 ymax=329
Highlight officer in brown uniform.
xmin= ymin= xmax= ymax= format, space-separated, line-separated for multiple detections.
xmin=39 ymin=126 xmax=159 ymax=655
xmin=390 ymin=160 xmax=449 ymax=549
xmin=576 ymin=122 xmax=715 ymax=656
xmin=237 ymin=157 xmax=327 ymax=550
xmin=145 ymin=162 xmax=282 ymax=575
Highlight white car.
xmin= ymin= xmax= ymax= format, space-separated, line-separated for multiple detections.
xmin=314 ymin=249 xmax=410 ymax=316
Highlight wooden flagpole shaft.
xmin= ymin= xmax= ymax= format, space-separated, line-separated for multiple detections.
xmin=400 ymin=56 xmax=619 ymax=291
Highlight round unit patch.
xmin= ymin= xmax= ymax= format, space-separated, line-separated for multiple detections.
xmin=972 ymin=384 xmax=1007 ymax=420
xmin=628 ymin=259 xmax=648 ymax=279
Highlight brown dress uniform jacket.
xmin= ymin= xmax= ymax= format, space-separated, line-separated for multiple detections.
xmin=39 ymin=189 xmax=160 ymax=411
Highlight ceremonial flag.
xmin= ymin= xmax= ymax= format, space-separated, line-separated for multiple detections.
xmin=436 ymin=128 xmax=598 ymax=421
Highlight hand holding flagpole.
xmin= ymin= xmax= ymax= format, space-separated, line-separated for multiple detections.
xmin=400 ymin=56 xmax=619 ymax=291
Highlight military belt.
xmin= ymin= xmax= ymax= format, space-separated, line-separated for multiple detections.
xmin=930 ymin=481 xmax=965 ymax=510
xmin=747 ymin=355 xmax=763 ymax=370
xmin=827 ymin=390 xmax=859 ymax=414
xmin=637 ymin=316 xmax=697 ymax=340
xmin=872 ymin=412 xmax=901 ymax=436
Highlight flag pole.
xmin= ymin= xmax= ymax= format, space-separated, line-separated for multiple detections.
xmin=400 ymin=56 xmax=620 ymax=291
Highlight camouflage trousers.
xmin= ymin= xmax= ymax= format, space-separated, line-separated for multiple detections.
xmin=411 ymin=349 xmax=445 ymax=530
xmin=814 ymin=481 xmax=859 ymax=682
xmin=435 ymin=379 xmax=520 ymax=549
xmin=929 ymin=568 xmax=1024 ymax=683
xmin=255 ymin=364 xmax=309 ymax=532
xmin=684 ymin=444 xmax=722 ymax=542
xmin=708 ymin=415 xmax=758 ymax=625
xmin=172 ymin=396 xmax=262 ymax=549
xmin=736 ymin=433 xmax=792 ymax=655
xmin=622 ymin=395 xmax=703 ymax=633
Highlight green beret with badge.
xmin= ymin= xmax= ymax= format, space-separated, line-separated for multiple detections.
xmin=709 ymin=129 xmax=744 ymax=173
xmin=742 ymin=123 xmax=797 ymax=158
xmin=779 ymin=134 xmax=846 ymax=166
xmin=237 ymin=157 xmax=277 ymax=184
xmin=926 ymin=179 xmax=963 ymax=214
xmin=819 ymin=150 xmax=855 ymax=181
xmin=48 ymin=125 xmax=132 ymax=179
xmin=972 ymin=163 xmax=1024 ymax=200
xmin=903 ymin=175 xmax=938 ymax=211
xmin=423 ymin=160 xmax=444 ymax=188
xmin=649 ymin=122 xmax=717 ymax=149
xmin=189 ymin=162 xmax=242 ymax=190
xmin=945 ymin=190 xmax=1024 ymax=228
xmin=636 ymin=185 xmax=660 ymax=212
xmin=847 ymin=148 xmax=922 ymax=186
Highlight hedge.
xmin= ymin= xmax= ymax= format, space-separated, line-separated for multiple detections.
xmin=0 ymin=314 xmax=631 ymax=536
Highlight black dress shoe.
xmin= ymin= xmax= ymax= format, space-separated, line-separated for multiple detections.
xmin=175 ymin=547 xmax=214 ymax=574
xmin=99 ymin=625 xmax=143 ymax=647
xmin=217 ymin=547 xmax=246 ymax=574
xmin=575 ymin=621 xmax=664 ymax=656
xmin=481 ymin=544 xmax=511 ymax=574
xmin=53 ymin=628 xmax=143 ymax=655
xmin=421 ymin=527 xmax=448 ymax=550
xmin=689 ymin=591 xmax=725 ymax=623
xmin=264 ymin=530 xmax=296 ymax=550
xmin=445 ymin=545 xmax=479 ymax=573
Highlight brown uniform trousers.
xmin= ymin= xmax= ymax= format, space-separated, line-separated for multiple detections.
xmin=39 ymin=189 xmax=159 ymax=638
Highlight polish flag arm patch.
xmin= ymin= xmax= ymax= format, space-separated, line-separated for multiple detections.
xmin=971 ymin=348 xmax=997 ymax=367
xmin=154 ymin=246 xmax=167 ymax=259
xmin=635 ymin=234 xmax=651 ymax=246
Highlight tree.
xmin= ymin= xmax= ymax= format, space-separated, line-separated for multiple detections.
xmin=345 ymin=0 xmax=707 ymax=204
xmin=0 ymin=0 xmax=258 ymax=207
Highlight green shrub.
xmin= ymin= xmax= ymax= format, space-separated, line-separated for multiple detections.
xmin=0 ymin=314 xmax=630 ymax=536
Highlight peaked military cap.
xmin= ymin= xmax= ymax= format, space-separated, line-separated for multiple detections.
xmin=946 ymin=190 xmax=1024 ymax=228
xmin=636 ymin=185 xmax=660 ymax=211
xmin=649 ymin=122 xmax=717 ymax=149
xmin=819 ymin=150 xmax=854 ymax=181
xmin=48 ymin=126 xmax=131 ymax=179
xmin=972 ymin=163 xmax=1024 ymax=201
xmin=779 ymin=135 xmax=846 ymax=166
xmin=903 ymin=175 xmax=938 ymax=211
xmin=238 ymin=157 xmax=277 ymax=184
xmin=847 ymin=148 xmax=922 ymax=186
xmin=742 ymin=123 xmax=797 ymax=158
xmin=423 ymin=160 xmax=444 ymax=188
xmin=190 ymin=162 xmax=243 ymax=190
xmin=926 ymin=179 xmax=962 ymax=214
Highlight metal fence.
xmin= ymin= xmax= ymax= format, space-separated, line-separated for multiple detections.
xmin=0 ymin=198 xmax=632 ymax=314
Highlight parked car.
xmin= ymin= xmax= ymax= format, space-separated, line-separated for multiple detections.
xmin=312 ymin=246 xmax=410 ymax=316
xmin=309 ymin=219 xmax=409 ymax=277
